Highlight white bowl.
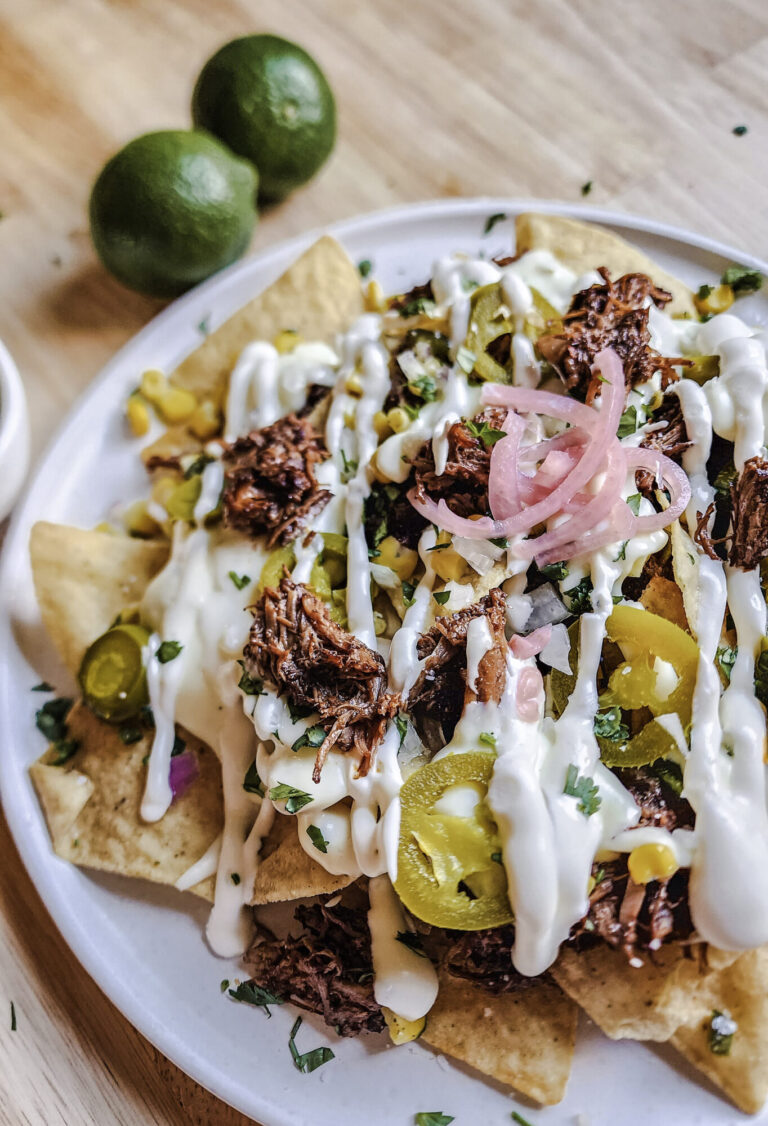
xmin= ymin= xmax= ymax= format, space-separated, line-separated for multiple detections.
xmin=0 ymin=340 xmax=30 ymax=522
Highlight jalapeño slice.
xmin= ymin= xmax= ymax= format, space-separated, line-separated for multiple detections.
xmin=78 ymin=623 xmax=151 ymax=722
xmin=395 ymin=751 xmax=513 ymax=930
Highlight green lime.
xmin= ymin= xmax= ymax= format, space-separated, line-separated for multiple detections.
xmin=89 ymin=130 xmax=258 ymax=298
xmin=192 ymin=35 xmax=336 ymax=202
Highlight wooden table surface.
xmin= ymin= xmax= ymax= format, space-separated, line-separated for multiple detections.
xmin=2 ymin=0 xmax=768 ymax=1122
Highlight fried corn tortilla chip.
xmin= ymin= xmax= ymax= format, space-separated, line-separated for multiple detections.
xmin=515 ymin=212 xmax=697 ymax=318
xmin=251 ymin=813 xmax=352 ymax=904
xmin=422 ymin=971 xmax=576 ymax=1105
xmin=551 ymin=942 xmax=737 ymax=1043
xmin=671 ymin=946 xmax=768 ymax=1114
xmin=29 ymin=703 xmax=222 ymax=899
xmin=639 ymin=573 xmax=689 ymax=631
xmin=171 ymin=235 xmax=364 ymax=406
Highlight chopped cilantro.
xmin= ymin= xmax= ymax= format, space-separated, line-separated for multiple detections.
xmin=714 ymin=462 xmax=737 ymax=497
xmin=197 ymin=314 xmax=211 ymax=337
xmin=563 ymin=577 xmax=593 ymax=614
xmin=31 ymin=681 xmax=53 ymax=692
xmin=732 ymin=124 xmax=748 ymax=136
xmin=563 ymin=763 xmax=601 ymax=816
xmin=237 ymin=660 xmax=265 ymax=696
xmin=229 ymin=980 xmax=283 ymax=1017
xmin=651 ymin=759 xmax=684 ymax=796
xmin=614 ymin=541 xmax=628 ymax=562
xmin=358 ymin=258 xmax=373 ymax=278
xmin=626 ymin=493 xmax=642 ymax=516
xmin=243 ymin=761 xmax=264 ymax=796
xmin=491 ymin=851 xmax=502 ymax=863
xmin=580 ymin=180 xmax=593 ymax=196
xmin=617 ymin=405 xmax=640 ymax=438
xmin=697 ymin=283 xmax=713 ymax=300
xmin=50 ymin=739 xmax=79 ymax=765
xmin=433 ymin=590 xmax=450 ymax=606
xmin=456 ymin=345 xmax=476 ymax=374
xmin=415 ymin=1115 xmax=454 ymax=1126
xmin=402 ymin=579 xmax=416 ymax=607
xmin=117 ymin=724 xmax=143 ymax=745
xmin=340 ymin=449 xmax=358 ymax=482
xmin=220 ymin=979 xmax=230 ymax=993
xmin=399 ymin=295 xmax=437 ymax=318
xmin=183 ymin=453 xmax=213 ymax=479
xmin=716 ymin=645 xmax=737 ymax=683
xmin=10 ymin=1002 xmax=16 ymax=1032
xmin=426 ymin=542 xmax=449 ymax=552
xmin=291 ymin=724 xmax=327 ymax=752
xmin=478 ymin=731 xmax=497 ymax=748
xmin=156 ymin=640 xmax=182 ymax=663
xmin=35 ymin=696 xmax=72 ymax=742
xmin=269 ymin=782 xmax=314 ymax=814
xmin=466 ymin=417 xmax=506 ymax=448
xmin=408 ymin=374 xmax=438 ymax=402
xmin=396 ymin=931 xmax=427 ymax=957
xmin=306 ymin=824 xmax=329 ymax=853
xmin=395 ymin=713 xmax=408 ymax=747
xmin=708 ymin=1009 xmax=737 ymax=1055
xmin=593 ymin=707 xmax=629 ymax=743
xmin=461 ymin=277 xmax=479 ymax=292
xmin=228 ymin=571 xmax=251 ymax=591
xmin=483 ymin=212 xmax=507 ymax=235
xmin=754 ymin=648 xmax=768 ymax=708
xmin=721 ymin=263 xmax=763 ymax=294
xmin=539 ymin=560 xmax=568 ymax=582
xmin=288 ymin=1015 xmax=335 ymax=1073
xmin=490 ymin=536 xmax=508 ymax=549
xmin=288 ymin=700 xmax=313 ymax=723
xmin=230 ymin=872 xmax=241 ymax=886
xmin=511 ymin=1113 xmax=534 ymax=1126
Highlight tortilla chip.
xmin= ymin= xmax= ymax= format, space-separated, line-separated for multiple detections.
xmin=29 ymin=522 xmax=169 ymax=677
xmin=30 ymin=702 xmax=222 ymax=900
xmin=422 ymin=971 xmax=576 ymax=1105
xmin=640 ymin=574 xmax=689 ymax=631
xmin=515 ymin=213 xmax=696 ymax=318
xmin=250 ymin=813 xmax=352 ymax=904
xmin=551 ymin=942 xmax=735 ymax=1042
xmin=671 ymin=946 xmax=768 ymax=1114
xmin=171 ymin=235 xmax=364 ymax=406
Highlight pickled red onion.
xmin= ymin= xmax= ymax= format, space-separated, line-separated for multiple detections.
xmin=624 ymin=447 xmax=690 ymax=531
xmin=509 ymin=624 xmax=552 ymax=659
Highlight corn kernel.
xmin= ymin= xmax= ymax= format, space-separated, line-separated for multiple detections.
xmin=188 ymin=399 xmax=221 ymax=440
xmin=343 ymin=410 xmax=357 ymax=430
xmin=122 ymin=500 xmax=160 ymax=538
xmin=430 ymin=531 xmax=471 ymax=583
xmin=151 ymin=475 xmax=179 ymax=509
xmin=694 ymin=284 xmax=734 ymax=317
xmin=140 ymin=368 xmax=168 ymax=404
xmin=628 ymin=842 xmax=678 ymax=885
xmin=365 ymin=280 xmax=386 ymax=313
xmin=157 ymin=386 xmax=198 ymax=424
xmin=272 ymin=328 xmax=303 ymax=354
xmin=373 ymin=410 xmax=393 ymax=440
xmin=376 ymin=535 xmax=418 ymax=580
xmin=382 ymin=1007 xmax=426 ymax=1045
xmin=386 ymin=407 xmax=411 ymax=434
xmin=345 ymin=373 xmax=364 ymax=398
xmin=369 ymin=449 xmax=394 ymax=484
xmin=126 ymin=394 xmax=151 ymax=437
xmin=373 ymin=610 xmax=387 ymax=636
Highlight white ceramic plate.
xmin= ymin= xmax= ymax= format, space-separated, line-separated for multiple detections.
xmin=2 ymin=200 xmax=766 ymax=1126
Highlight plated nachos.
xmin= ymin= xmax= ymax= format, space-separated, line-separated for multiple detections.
xmin=27 ymin=213 xmax=768 ymax=1113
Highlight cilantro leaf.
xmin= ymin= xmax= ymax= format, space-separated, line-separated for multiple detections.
xmin=415 ymin=1115 xmax=454 ymax=1126
xmin=716 ymin=645 xmax=737 ymax=683
xmin=288 ymin=700 xmax=314 ymax=723
xmin=483 ymin=212 xmax=507 ymax=236
xmin=340 ymin=449 xmax=358 ymax=483
xmin=31 ymin=682 xmax=53 ymax=692
xmin=230 ymin=872 xmax=241 ymax=885
xmin=269 ymin=783 xmax=314 ymax=814
xmin=220 ymin=979 xmax=230 ymax=993
xmin=306 ymin=824 xmax=328 ymax=853
xmin=399 ymin=296 xmax=437 ymax=318
xmin=732 ymin=124 xmax=748 ymax=136
xmin=291 ymin=724 xmax=327 ymax=752
xmin=593 ymin=707 xmax=629 ymax=743
xmin=626 ymin=493 xmax=642 ymax=516
xmin=511 ymin=1113 xmax=535 ymax=1126
xmin=563 ymin=576 xmax=593 ymax=615
xmin=358 ymin=258 xmax=373 ymax=278
xmin=395 ymin=713 xmax=408 ymax=747
xmin=183 ymin=453 xmax=213 ymax=479
xmin=617 ymin=405 xmax=639 ymax=438
xmin=708 ymin=1009 xmax=737 ymax=1055
xmin=237 ymin=660 xmax=265 ymax=696
xmin=408 ymin=374 xmax=438 ymax=402
xmin=117 ymin=724 xmax=143 ymax=745
xmin=402 ymin=580 xmax=416 ymax=607
xmin=50 ymin=739 xmax=80 ymax=765
xmin=714 ymin=462 xmax=737 ymax=497
xmin=580 ymin=181 xmax=593 ymax=197
xmin=490 ymin=536 xmax=508 ymax=549
xmin=721 ymin=264 xmax=763 ymax=294
xmin=433 ymin=590 xmax=450 ymax=606
xmin=35 ymin=696 xmax=73 ymax=743
xmin=466 ymin=417 xmax=506 ymax=448
xmin=651 ymin=759 xmax=684 ymax=796
xmin=540 ymin=561 xmax=568 ymax=582
xmin=156 ymin=640 xmax=182 ymax=664
xmin=613 ymin=541 xmax=628 ymax=562
xmin=563 ymin=763 xmax=601 ymax=816
xmin=288 ymin=1015 xmax=335 ymax=1073
xmin=697 ymin=283 xmax=713 ymax=300
xmin=228 ymin=571 xmax=251 ymax=591
xmin=243 ymin=762 xmax=264 ymax=796
xmin=478 ymin=731 xmax=497 ymax=748
xmin=229 ymin=980 xmax=283 ymax=1017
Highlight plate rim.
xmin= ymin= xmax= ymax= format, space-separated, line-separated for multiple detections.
xmin=2 ymin=196 xmax=767 ymax=1125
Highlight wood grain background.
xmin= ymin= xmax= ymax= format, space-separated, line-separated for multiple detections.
xmin=1 ymin=0 xmax=767 ymax=1122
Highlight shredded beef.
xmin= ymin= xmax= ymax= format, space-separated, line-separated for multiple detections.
xmin=387 ymin=280 xmax=435 ymax=315
xmin=637 ymin=395 xmax=691 ymax=494
xmin=222 ymin=414 xmax=331 ymax=547
xmin=442 ymin=926 xmax=533 ymax=994
xmin=365 ymin=480 xmax=428 ymax=550
xmin=244 ymin=577 xmax=400 ymax=781
xmin=244 ymin=901 xmax=384 ymax=1037
xmin=728 ymin=455 xmax=768 ymax=569
xmin=411 ymin=406 xmax=507 ymax=520
xmin=538 ymin=269 xmax=682 ymax=402
xmin=408 ymin=589 xmax=507 ymax=751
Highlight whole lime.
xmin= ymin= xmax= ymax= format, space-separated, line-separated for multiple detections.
xmin=192 ymin=35 xmax=336 ymax=202
xmin=89 ymin=130 xmax=258 ymax=298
